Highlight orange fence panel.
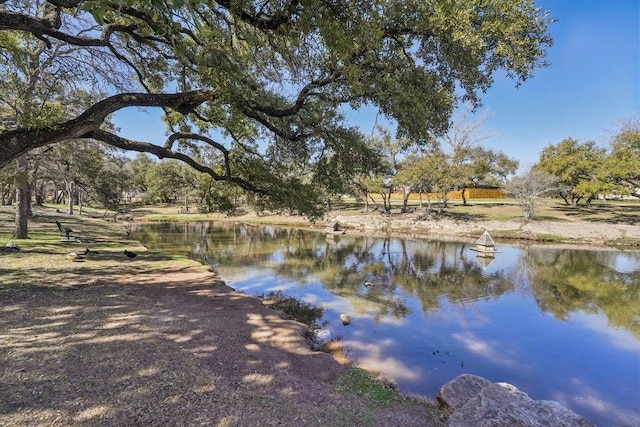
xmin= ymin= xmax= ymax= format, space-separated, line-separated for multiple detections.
xmin=382 ymin=188 xmax=507 ymax=201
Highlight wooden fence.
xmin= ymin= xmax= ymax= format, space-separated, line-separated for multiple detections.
xmin=376 ymin=188 xmax=507 ymax=201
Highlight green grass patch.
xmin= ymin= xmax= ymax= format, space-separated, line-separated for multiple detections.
xmin=259 ymin=291 xmax=324 ymax=327
xmin=606 ymin=237 xmax=640 ymax=249
xmin=121 ymin=199 xmax=640 ymax=230
xmin=336 ymin=368 xmax=401 ymax=408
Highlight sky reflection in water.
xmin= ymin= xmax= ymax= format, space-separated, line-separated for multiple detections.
xmin=133 ymin=222 xmax=640 ymax=427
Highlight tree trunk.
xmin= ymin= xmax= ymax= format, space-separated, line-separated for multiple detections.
xmin=378 ymin=192 xmax=386 ymax=212
xmin=558 ymin=192 xmax=569 ymax=205
xmin=26 ymin=183 xmax=33 ymax=216
xmin=522 ymin=200 xmax=534 ymax=223
xmin=367 ymin=194 xmax=378 ymax=211
xmin=34 ymin=181 xmax=45 ymax=205
xmin=461 ymin=188 xmax=468 ymax=206
xmin=402 ymin=190 xmax=409 ymax=213
xmin=54 ymin=189 xmax=63 ymax=204
xmin=66 ymin=180 xmax=75 ymax=215
xmin=13 ymin=155 xmax=29 ymax=239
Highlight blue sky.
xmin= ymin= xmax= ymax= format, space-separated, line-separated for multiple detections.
xmin=479 ymin=0 xmax=640 ymax=170
xmin=113 ymin=0 xmax=639 ymax=172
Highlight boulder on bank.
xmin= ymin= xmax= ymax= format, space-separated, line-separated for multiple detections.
xmin=438 ymin=374 xmax=595 ymax=427
xmin=437 ymin=374 xmax=492 ymax=411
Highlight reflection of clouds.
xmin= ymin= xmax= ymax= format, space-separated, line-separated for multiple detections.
xmin=435 ymin=298 xmax=491 ymax=331
xmin=228 ymin=270 xmax=299 ymax=293
xmin=298 ymin=288 xmax=342 ymax=311
xmin=571 ymin=311 xmax=640 ymax=352
xmin=312 ymin=297 xmax=351 ymax=313
xmin=318 ymin=296 xmax=407 ymax=326
xmin=452 ymin=331 xmax=522 ymax=370
xmin=343 ymin=338 xmax=421 ymax=382
xmin=611 ymin=253 xmax=640 ymax=274
xmin=456 ymin=306 xmax=490 ymax=330
xmin=550 ymin=377 xmax=640 ymax=427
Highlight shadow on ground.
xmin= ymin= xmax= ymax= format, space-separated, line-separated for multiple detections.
xmin=553 ymin=204 xmax=640 ymax=225
xmin=0 ymin=269 xmax=444 ymax=427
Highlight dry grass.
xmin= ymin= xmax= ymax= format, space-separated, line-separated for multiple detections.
xmin=0 ymin=205 xmax=188 ymax=290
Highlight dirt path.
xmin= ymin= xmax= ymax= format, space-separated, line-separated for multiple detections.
xmin=0 ymin=264 xmax=446 ymax=427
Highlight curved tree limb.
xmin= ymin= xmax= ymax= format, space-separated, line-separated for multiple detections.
xmin=0 ymin=90 xmax=215 ymax=169
xmin=164 ymin=132 xmax=232 ymax=176
xmin=88 ymin=129 xmax=266 ymax=194
xmin=0 ymin=11 xmax=142 ymax=48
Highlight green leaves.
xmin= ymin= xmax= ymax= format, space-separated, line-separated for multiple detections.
xmin=600 ymin=121 xmax=640 ymax=193
xmin=81 ymin=2 xmax=109 ymax=25
xmin=535 ymin=121 xmax=640 ymax=204
xmin=1 ymin=0 xmax=555 ymax=218
xmin=536 ymin=138 xmax=607 ymax=204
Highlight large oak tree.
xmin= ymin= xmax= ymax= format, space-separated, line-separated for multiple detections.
xmin=601 ymin=120 xmax=640 ymax=198
xmin=0 ymin=0 xmax=554 ymax=217
xmin=536 ymin=138 xmax=606 ymax=205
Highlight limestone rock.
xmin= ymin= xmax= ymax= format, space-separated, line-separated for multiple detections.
xmin=437 ymin=374 xmax=492 ymax=411
xmin=339 ymin=313 xmax=351 ymax=325
xmin=440 ymin=377 xmax=595 ymax=427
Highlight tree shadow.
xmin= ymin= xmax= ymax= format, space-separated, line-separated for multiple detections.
xmin=552 ymin=204 xmax=640 ymax=225
xmin=0 ymin=274 xmax=383 ymax=426
xmin=430 ymin=211 xmax=488 ymax=222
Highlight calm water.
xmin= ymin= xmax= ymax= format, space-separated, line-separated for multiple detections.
xmin=131 ymin=221 xmax=640 ymax=427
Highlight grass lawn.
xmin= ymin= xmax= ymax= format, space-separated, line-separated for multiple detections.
xmin=0 ymin=204 xmax=197 ymax=291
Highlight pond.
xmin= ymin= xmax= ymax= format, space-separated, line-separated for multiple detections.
xmin=131 ymin=221 xmax=640 ymax=427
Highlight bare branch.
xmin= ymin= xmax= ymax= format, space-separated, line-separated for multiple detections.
xmin=250 ymin=70 xmax=343 ymax=117
xmin=89 ymin=129 xmax=265 ymax=194
xmin=164 ymin=132 xmax=232 ymax=176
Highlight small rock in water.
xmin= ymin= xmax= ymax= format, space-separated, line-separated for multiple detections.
xmin=340 ymin=313 xmax=351 ymax=325
xmin=314 ymin=329 xmax=331 ymax=340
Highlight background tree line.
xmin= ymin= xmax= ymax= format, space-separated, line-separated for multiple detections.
xmin=1 ymin=117 xmax=636 ymax=225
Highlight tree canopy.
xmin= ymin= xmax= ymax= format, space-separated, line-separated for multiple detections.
xmin=0 ymin=0 xmax=554 ymax=217
xmin=535 ymin=138 xmax=606 ymax=205
xmin=533 ymin=120 xmax=640 ymax=205
xmin=600 ymin=120 xmax=640 ymax=197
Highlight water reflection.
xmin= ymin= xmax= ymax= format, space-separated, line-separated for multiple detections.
xmin=131 ymin=221 xmax=640 ymax=427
